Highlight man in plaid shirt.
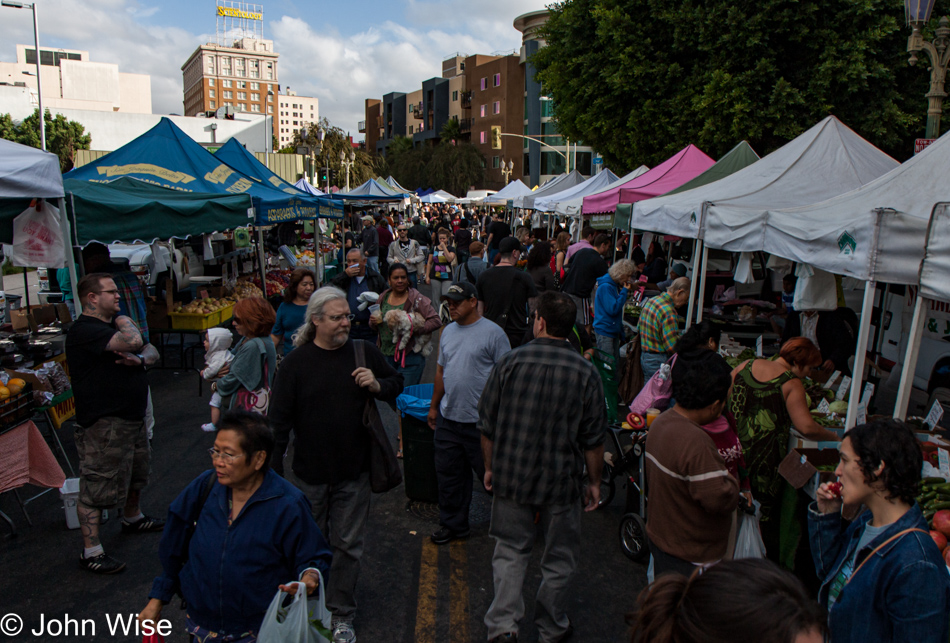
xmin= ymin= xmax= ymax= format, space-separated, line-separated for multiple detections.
xmin=478 ymin=291 xmax=606 ymax=643
xmin=638 ymin=276 xmax=690 ymax=381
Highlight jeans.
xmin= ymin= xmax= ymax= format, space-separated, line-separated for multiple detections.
xmin=595 ymin=333 xmax=620 ymax=367
xmin=290 ymin=471 xmax=372 ymax=621
xmin=488 ymin=248 xmax=499 ymax=264
xmin=366 ymin=256 xmax=379 ymax=273
xmin=434 ymin=414 xmax=485 ymax=533
xmin=484 ymin=496 xmax=581 ymax=642
xmin=408 ymin=272 xmax=418 ymax=288
xmin=392 ymin=350 xmax=426 ymax=387
xmin=640 ymin=351 xmax=669 ymax=382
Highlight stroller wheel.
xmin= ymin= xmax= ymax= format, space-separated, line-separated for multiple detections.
xmin=619 ymin=513 xmax=650 ymax=562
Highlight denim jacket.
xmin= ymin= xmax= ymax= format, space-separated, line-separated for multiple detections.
xmin=808 ymin=502 xmax=950 ymax=643
xmin=149 ymin=469 xmax=332 ymax=636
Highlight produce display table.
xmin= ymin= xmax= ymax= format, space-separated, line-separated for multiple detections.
xmin=0 ymin=420 xmax=66 ymax=535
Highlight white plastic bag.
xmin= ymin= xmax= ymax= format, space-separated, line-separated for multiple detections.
xmin=793 ymin=264 xmax=837 ymax=312
xmin=11 ymin=200 xmax=65 ymax=268
xmin=257 ymin=576 xmax=332 ymax=643
xmin=734 ymin=500 xmax=767 ymax=559
xmin=733 ymin=252 xmax=756 ymax=284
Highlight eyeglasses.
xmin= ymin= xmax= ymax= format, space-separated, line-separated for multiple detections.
xmin=397 ymin=228 xmax=408 ymax=232
xmin=98 ymin=289 xmax=119 ymax=295
xmin=325 ymin=313 xmax=356 ymax=323
xmin=209 ymin=448 xmax=245 ymax=464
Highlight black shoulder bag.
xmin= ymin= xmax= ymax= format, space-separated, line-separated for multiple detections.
xmin=353 ymin=340 xmax=403 ymax=493
xmin=176 ymin=471 xmax=217 ymax=608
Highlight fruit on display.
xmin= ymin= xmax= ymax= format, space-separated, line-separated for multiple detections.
xmin=828 ymin=400 xmax=849 ymax=415
xmin=933 ymin=509 xmax=950 ymax=539
xmin=295 ymin=249 xmax=316 ymax=266
xmin=248 ymin=270 xmax=291 ymax=298
xmin=7 ymin=382 xmax=21 ymax=395
xmin=233 ymin=281 xmax=264 ymax=300
xmin=173 ymin=297 xmax=235 ymax=315
xmin=0 ymin=386 xmax=10 ymax=399
xmin=8 ymin=377 xmax=26 ymax=390
xmin=930 ymin=530 xmax=948 ymax=552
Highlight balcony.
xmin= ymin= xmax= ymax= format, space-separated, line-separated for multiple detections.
xmin=460 ymin=91 xmax=472 ymax=108
xmin=459 ymin=117 xmax=472 ymax=133
xmin=358 ymin=120 xmax=366 ymax=133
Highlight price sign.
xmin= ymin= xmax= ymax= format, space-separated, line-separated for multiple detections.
xmin=756 ymin=335 xmax=764 ymax=357
xmin=856 ymin=401 xmax=867 ymax=426
xmin=835 ymin=376 xmax=852 ymax=401
xmin=818 ymin=398 xmax=832 ymax=414
xmin=861 ymin=382 xmax=875 ymax=406
xmin=199 ymin=289 xmax=209 ymax=299
xmin=939 ymin=448 xmax=950 ymax=476
xmin=925 ymin=399 xmax=945 ymax=430
xmin=824 ymin=371 xmax=841 ymax=389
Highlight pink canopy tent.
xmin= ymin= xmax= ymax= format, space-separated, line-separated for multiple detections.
xmin=582 ymin=144 xmax=715 ymax=214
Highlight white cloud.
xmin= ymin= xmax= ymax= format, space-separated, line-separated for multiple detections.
xmin=0 ymin=0 xmax=549 ymax=142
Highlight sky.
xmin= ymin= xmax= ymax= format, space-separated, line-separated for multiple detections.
xmin=0 ymin=0 xmax=549 ymax=140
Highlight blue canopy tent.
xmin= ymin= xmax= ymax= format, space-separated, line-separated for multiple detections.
xmin=332 ymin=178 xmax=410 ymax=202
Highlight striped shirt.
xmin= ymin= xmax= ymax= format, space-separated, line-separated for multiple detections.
xmin=638 ymin=292 xmax=680 ymax=353
xmin=477 ymin=337 xmax=607 ymax=506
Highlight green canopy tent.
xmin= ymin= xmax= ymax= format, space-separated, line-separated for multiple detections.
xmin=63 ymin=177 xmax=254 ymax=246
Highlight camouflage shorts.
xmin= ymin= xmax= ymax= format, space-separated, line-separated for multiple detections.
xmin=75 ymin=417 xmax=150 ymax=509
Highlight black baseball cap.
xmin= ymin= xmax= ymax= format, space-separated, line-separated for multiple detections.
xmin=441 ymin=281 xmax=478 ymax=302
xmin=498 ymin=236 xmax=523 ymax=254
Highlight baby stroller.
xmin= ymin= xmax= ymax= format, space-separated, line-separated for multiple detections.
xmin=593 ymin=421 xmax=650 ymax=563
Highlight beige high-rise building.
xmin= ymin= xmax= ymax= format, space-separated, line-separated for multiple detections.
xmin=275 ymin=90 xmax=319 ymax=149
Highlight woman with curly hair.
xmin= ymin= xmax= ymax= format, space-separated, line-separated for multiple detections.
xmin=810 ymin=418 xmax=950 ymax=642
xmin=629 ymin=559 xmax=826 ymax=643
xmin=215 ymin=297 xmax=277 ymax=413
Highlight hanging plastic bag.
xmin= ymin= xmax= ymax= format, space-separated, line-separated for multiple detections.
xmin=733 ymin=252 xmax=756 ymax=284
xmin=629 ymin=355 xmax=676 ymax=415
xmin=10 ymin=200 xmax=65 ymax=268
xmin=734 ymin=499 xmax=767 ymax=559
xmin=793 ymin=264 xmax=837 ymax=311
xmin=257 ymin=577 xmax=331 ymax=643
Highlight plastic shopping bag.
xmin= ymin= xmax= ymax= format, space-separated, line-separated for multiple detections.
xmin=257 ymin=576 xmax=332 ymax=643
xmin=10 ymin=200 xmax=66 ymax=268
xmin=629 ymin=355 xmax=676 ymax=415
xmin=734 ymin=500 xmax=767 ymax=559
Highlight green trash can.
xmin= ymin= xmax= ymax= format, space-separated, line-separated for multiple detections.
xmin=396 ymin=384 xmax=439 ymax=503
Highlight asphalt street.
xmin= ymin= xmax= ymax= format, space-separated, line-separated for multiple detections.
xmin=0 ymin=289 xmax=647 ymax=643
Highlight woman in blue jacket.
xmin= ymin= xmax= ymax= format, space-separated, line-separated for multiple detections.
xmin=809 ymin=418 xmax=950 ymax=643
xmin=139 ymin=411 xmax=332 ymax=641
xmin=592 ymin=258 xmax=636 ymax=365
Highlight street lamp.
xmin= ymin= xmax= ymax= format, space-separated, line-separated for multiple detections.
xmin=339 ymin=148 xmax=356 ymax=191
xmin=906 ymin=0 xmax=950 ymax=138
xmin=299 ymin=125 xmax=324 ymax=186
xmin=501 ymin=159 xmax=514 ymax=185
xmin=3 ymin=1 xmax=45 ymax=150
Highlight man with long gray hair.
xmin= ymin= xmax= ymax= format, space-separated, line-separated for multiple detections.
xmin=269 ymin=286 xmax=404 ymax=643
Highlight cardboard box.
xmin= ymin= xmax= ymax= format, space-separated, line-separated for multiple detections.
xmin=779 ymin=448 xmax=840 ymax=499
xmin=146 ymin=299 xmax=170 ymax=330
xmin=10 ymin=308 xmax=35 ymax=332
xmin=5 ymin=367 xmax=53 ymax=393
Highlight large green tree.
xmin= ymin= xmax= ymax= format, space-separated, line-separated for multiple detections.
xmin=292 ymin=117 xmax=376 ymax=188
xmin=533 ymin=0 xmax=943 ymax=170
xmin=0 ymin=109 xmax=91 ymax=172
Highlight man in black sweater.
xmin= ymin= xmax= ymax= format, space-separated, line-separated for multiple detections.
xmin=269 ymin=286 xmax=404 ymax=643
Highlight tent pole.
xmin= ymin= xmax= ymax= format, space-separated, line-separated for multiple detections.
xmin=684 ymin=238 xmax=703 ymax=330
xmin=695 ymin=245 xmax=709 ymax=323
xmin=845 ymin=281 xmax=876 ymax=430
xmin=58 ymin=197 xmax=79 ymax=317
xmin=23 ymin=267 xmax=29 ymax=310
xmin=894 ymin=292 xmax=926 ymax=419
xmin=612 ymin=228 xmax=618 ymax=263
xmin=256 ymin=226 xmax=268 ymax=299
xmin=315 ymin=218 xmax=323 ymax=287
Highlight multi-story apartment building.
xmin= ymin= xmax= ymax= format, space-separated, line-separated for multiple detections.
xmin=275 ymin=90 xmax=319 ymax=149
xmin=0 ymin=44 xmax=151 ymax=113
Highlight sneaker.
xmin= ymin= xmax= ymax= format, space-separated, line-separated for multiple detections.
xmin=331 ymin=621 xmax=356 ymax=643
xmin=79 ymin=552 xmax=126 ymax=574
xmin=430 ymin=526 xmax=470 ymax=545
xmin=201 ymin=423 xmax=217 ymax=432
xmin=121 ymin=515 xmax=166 ymax=534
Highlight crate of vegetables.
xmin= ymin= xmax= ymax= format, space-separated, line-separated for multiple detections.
xmin=168 ymin=298 xmax=235 ymax=330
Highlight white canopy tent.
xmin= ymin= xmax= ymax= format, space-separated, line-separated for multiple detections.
xmin=0 ymin=138 xmax=79 ymax=311
xmin=516 ymin=170 xmax=587 ymax=210
xmin=555 ymin=165 xmax=649 ymax=219
xmin=483 ymin=179 xmax=531 ymax=205
xmin=533 ymin=169 xmax=620 ymax=213
xmin=419 ymin=189 xmax=457 ymax=203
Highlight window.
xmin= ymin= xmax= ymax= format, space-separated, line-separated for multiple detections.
xmin=237 ymin=92 xmax=247 ymax=100
xmin=267 ymin=94 xmax=273 ymax=102
xmin=209 ymin=89 xmax=215 ymax=98
xmin=251 ymin=82 xmax=259 ymax=90
xmin=480 ymin=131 xmax=486 ymax=144
xmin=493 ymin=73 xmax=501 ymax=87
xmin=540 ymin=98 xmax=555 ymax=118
xmin=239 ymin=104 xmax=247 ymax=112
xmin=452 ymin=90 xmax=458 ymax=101
xmin=293 ymin=120 xmax=298 ymax=125
xmin=251 ymin=104 xmax=261 ymax=112
xmin=223 ymin=79 xmax=232 ymax=88
xmin=267 ymin=105 xmax=272 ymax=113
xmin=480 ymin=105 xmax=486 ymax=118
xmin=206 ymin=58 xmax=214 ymax=74
xmin=251 ymin=93 xmax=260 ymax=101
xmin=238 ymin=81 xmax=246 ymax=89
xmin=493 ymin=101 xmax=500 ymax=115
xmin=210 ymin=101 xmax=216 ymax=109
xmin=208 ymin=78 xmax=215 ymax=87
xmin=249 ymin=60 xmax=259 ymax=78
xmin=223 ymin=90 xmax=233 ymax=99
xmin=492 ymin=156 xmax=500 ymax=169
xmin=266 ymin=63 xmax=273 ymax=80
xmin=480 ymin=78 xmax=487 ymax=91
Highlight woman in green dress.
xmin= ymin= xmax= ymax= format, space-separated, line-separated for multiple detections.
xmin=730 ymin=337 xmax=840 ymax=567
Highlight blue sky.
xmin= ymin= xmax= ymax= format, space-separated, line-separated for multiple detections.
xmin=0 ymin=0 xmax=548 ymax=138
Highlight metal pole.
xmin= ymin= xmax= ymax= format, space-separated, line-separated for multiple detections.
xmin=314 ymin=218 xmax=323 ymax=287
xmin=845 ymin=281 xmax=877 ymax=429
xmin=58 ymin=197 xmax=79 ymax=316
xmin=565 ymin=137 xmax=570 ymax=174
xmin=31 ymin=3 xmax=45 ymax=151
xmin=255 ymin=226 xmax=268 ymax=299
xmin=894 ymin=292 xmax=926 ymax=419
xmin=684 ymin=239 xmax=702 ymax=330
xmin=695 ymin=245 xmax=709 ymax=323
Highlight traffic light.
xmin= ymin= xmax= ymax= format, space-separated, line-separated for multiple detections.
xmin=320 ymin=167 xmax=328 ymax=184
xmin=330 ymin=169 xmax=338 ymax=186
xmin=491 ymin=126 xmax=502 ymax=150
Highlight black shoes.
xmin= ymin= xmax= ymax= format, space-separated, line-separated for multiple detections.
xmin=430 ymin=526 xmax=470 ymax=545
xmin=120 ymin=514 xmax=166 ymax=533
xmin=79 ymin=552 xmax=126 ymax=574
xmin=554 ymin=620 xmax=575 ymax=642
xmin=489 ymin=635 xmax=517 ymax=643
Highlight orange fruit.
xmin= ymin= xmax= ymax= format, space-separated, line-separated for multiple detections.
xmin=8 ymin=378 xmax=26 ymax=389
xmin=7 ymin=384 xmax=21 ymax=395
xmin=0 ymin=387 xmax=11 ymax=399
